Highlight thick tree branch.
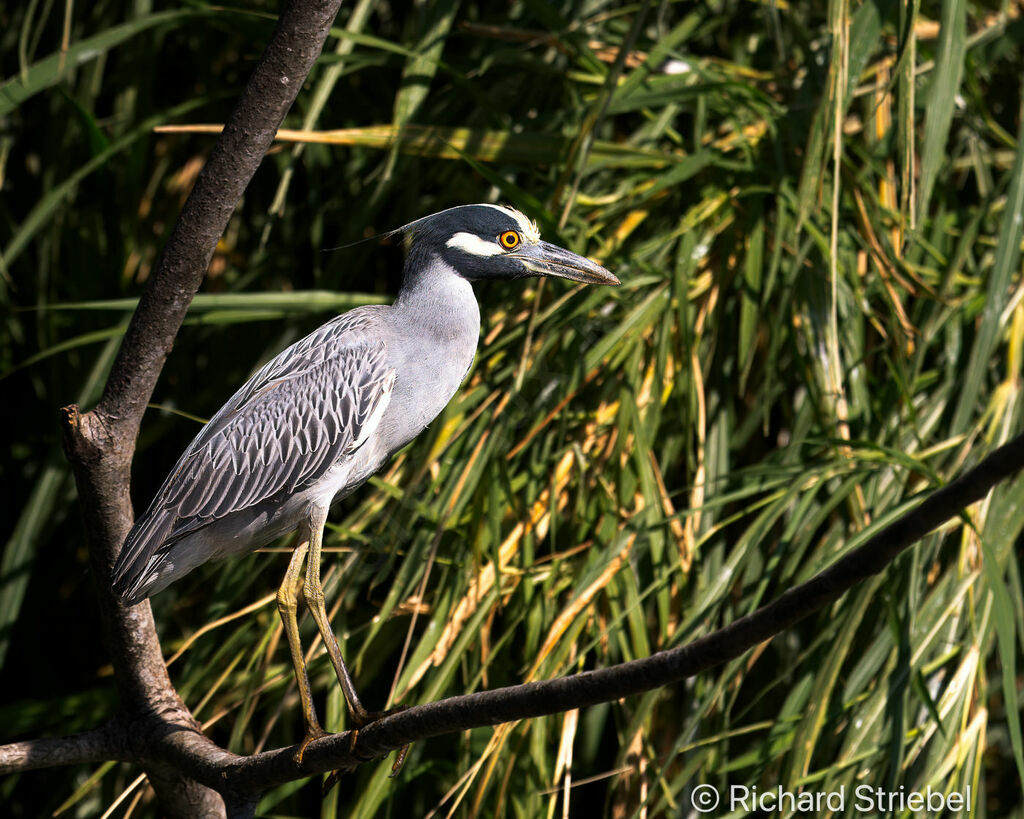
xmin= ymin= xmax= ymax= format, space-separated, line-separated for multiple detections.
xmin=52 ymin=0 xmax=345 ymax=815
xmin=92 ymin=0 xmax=345 ymax=437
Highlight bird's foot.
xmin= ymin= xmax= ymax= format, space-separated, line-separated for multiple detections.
xmin=348 ymin=702 xmax=407 ymax=729
xmin=351 ymin=704 xmax=412 ymax=774
xmin=293 ymin=725 xmax=330 ymax=767
xmin=321 ymin=706 xmax=411 ymax=794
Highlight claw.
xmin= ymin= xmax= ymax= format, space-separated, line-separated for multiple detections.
xmin=319 ymin=728 xmax=361 ymax=794
xmin=389 ymin=743 xmax=410 ymax=778
xmin=323 ymin=769 xmax=344 ymax=798
xmin=321 ymin=735 xmax=410 ymax=793
xmin=353 ymin=706 xmax=413 ymax=778
xmin=322 ymin=768 xmax=345 ymax=795
xmin=351 ymin=703 xmax=409 ymax=729
xmin=321 ymin=706 xmax=412 ymax=792
xmin=294 ymin=725 xmax=329 ymax=766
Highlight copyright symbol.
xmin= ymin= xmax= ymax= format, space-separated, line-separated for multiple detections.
xmin=691 ymin=784 xmax=719 ymax=813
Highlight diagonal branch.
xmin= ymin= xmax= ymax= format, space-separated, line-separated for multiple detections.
xmin=10 ymin=426 xmax=1015 ymax=809
xmin=84 ymin=0 xmax=347 ymax=446
xmin=55 ymin=1 xmax=345 ymax=815
xmin=225 ymin=427 xmax=1024 ymax=790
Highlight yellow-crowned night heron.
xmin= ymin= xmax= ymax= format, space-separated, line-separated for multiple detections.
xmin=111 ymin=204 xmax=619 ymax=756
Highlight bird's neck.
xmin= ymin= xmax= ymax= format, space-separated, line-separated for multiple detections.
xmin=394 ymin=252 xmax=481 ymax=343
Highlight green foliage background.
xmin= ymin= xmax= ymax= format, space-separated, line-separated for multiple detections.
xmin=2 ymin=0 xmax=1023 ymax=816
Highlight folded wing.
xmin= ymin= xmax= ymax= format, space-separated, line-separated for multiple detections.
xmin=112 ymin=311 xmax=394 ymax=601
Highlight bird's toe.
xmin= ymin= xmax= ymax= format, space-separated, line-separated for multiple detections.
xmin=349 ymin=702 xmax=408 ymax=730
xmin=294 ymin=725 xmax=330 ymax=766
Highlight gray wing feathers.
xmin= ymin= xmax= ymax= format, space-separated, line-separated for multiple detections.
xmin=112 ymin=311 xmax=393 ymax=599
xmin=168 ymin=346 xmax=391 ymax=521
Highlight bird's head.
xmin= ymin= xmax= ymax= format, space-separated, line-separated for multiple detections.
xmin=399 ymin=204 xmax=620 ymax=286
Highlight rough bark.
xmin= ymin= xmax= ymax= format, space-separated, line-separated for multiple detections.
xmin=53 ymin=0 xmax=346 ymax=814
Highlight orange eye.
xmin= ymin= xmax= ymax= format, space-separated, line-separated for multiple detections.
xmin=499 ymin=230 xmax=520 ymax=250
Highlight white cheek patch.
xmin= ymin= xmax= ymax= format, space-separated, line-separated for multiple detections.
xmin=446 ymin=231 xmax=504 ymax=256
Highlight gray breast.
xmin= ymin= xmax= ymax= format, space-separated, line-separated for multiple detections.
xmin=375 ymin=266 xmax=481 ymax=453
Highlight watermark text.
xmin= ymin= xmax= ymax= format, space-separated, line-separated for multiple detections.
xmin=689 ymin=784 xmax=971 ymax=814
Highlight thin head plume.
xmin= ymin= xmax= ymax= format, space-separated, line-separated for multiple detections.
xmin=321 ymin=208 xmax=462 ymax=253
xmin=321 ymin=225 xmax=406 ymax=253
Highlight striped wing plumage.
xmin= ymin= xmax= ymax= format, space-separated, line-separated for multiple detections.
xmin=112 ymin=310 xmax=394 ymax=601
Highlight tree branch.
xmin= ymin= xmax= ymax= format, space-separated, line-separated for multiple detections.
xmin=93 ymin=0 xmax=345 ymax=436
xmin=222 ymin=427 xmax=1024 ymax=791
xmin=0 ymin=723 xmax=126 ymax=772
xmin=53 ymin=0 xmax=345 ymax=815
xmin=9 ymin=427 xmax=1017 ymax=812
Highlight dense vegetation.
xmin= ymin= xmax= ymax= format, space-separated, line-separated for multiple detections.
xmin=2 ymin=0 xmax=1023 ymax=815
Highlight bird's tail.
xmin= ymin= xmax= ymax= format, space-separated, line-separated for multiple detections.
xmin=111 ymin=507 xmax=176 ymax=605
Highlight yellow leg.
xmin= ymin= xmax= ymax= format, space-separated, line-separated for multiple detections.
xmin=302 ymin=505 xmax=373 ymax=726
xmin=301 ymin=506 xmax=410 ymax=787
xmin=276 ymin=535 xmax=324 ymax=763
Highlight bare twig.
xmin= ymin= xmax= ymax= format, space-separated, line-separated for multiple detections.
xmin=235 ymin=428 xmax=1024 ymax=788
